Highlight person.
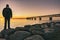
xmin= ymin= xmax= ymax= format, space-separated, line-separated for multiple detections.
xmin=2 ymin=4 xmax=12 ymax=30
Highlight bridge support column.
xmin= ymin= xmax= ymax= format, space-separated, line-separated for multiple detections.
xmin=49 ymin=17 xmax=53 ymax=28
xmin=34 ymin=17 xmax=36 ymax=20
xmin=31 ymin=18 xmax=33 ymax=20
xmin=39 ymin=17 xmax=42 ymax=20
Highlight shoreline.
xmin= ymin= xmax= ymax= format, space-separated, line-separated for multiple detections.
xmin=0 ymin=21 xmax=60 ymax=40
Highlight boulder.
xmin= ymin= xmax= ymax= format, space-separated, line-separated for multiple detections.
xmin=44 ymin=30 xmax=60 ymax=40
xmin=32 ymin=24 xmax=41 ymax=29
xmin=1 ymin=29 xmax=15 ymax=38
xmin=28 ymin=25 xmax=44 ymax=35
xmin=29 ymin=24 xmax=42 ymax=31
xmin=8 ymin=31 xmax=31 ymax=40
xmin=0 ymin=39 xmax=5 ymax=40
xmin=0 ymin=32 xmax=3 ymax=38
xmin=24 ymin=25 xmax=32 ymax=31
xmin=24 ymin=35 xmax=44 ymax=40
xmin=15 ymin=27 xmax=24 ymax=31
xmin=31 ymin=30 xmax=44 ymax=35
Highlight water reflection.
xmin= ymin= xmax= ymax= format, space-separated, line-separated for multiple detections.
xmin=0 ymin=17 xmax=60 ymax=31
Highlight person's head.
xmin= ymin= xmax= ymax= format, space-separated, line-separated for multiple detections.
xmin=6 ymin=4 xmax=9 ymax=8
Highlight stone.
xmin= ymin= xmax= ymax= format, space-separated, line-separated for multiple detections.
xmin=24 ymin=35 xmax=44 ymax=40
xmin=15 ymin=27 xmax=24 ymax=31
xmin=31 ymin=30 xmax=44 ymax=35
xmin=1 ymin=29 xmax=15 ymax=38
xmin=24 ymin=25 xmax=32 ymax=31
xmin=0 ymin=32 xmax=3 ymax=38
xmin=8 ymin=31 xmax=31 ymax=40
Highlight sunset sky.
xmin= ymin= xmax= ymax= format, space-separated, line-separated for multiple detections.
xmin=0 ymin=0 xmax=60 ymax=18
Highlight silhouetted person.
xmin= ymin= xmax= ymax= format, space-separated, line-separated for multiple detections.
xmin=2 ymin=4 xmax=12 ymax=29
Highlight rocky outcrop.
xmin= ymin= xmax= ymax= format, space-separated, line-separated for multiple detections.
xmin=24 ymin=25 xmax=32 ymax=31
xmin=24 ymin=35 xmax=44 ymax=40
xmin=15 ymin=27 xmax=24 ymax=31
xmin=0 ymin=32 xmax=3 ymax=38
xmin=1 ymin=29 xmax=15 ymax=38
xmin=44 ymin=30 xmax=60 ymax=40
xmin=8 ymin=31 xmax=31 ymax=40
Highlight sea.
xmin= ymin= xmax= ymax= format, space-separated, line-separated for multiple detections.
xmin=0 ymin=17 xmax=60 ymax=31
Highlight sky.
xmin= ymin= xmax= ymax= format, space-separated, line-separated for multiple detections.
xmin=0 ymin=0 xmax=60 ymax=18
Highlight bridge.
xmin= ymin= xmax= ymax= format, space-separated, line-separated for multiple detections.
xmin=26 ymin=14 xmax=60 ymax=21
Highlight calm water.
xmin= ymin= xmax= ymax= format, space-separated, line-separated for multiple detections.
xmin=0 ymin=17 xmax=60 ymax=31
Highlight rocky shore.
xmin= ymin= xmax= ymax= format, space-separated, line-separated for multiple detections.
xmin=0 ymin=22 xmax=60 ymax=40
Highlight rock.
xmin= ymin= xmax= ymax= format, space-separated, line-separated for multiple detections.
xmin=1 ymin=29 xmax=15 ymax=38
xmin=44 ymin=30 xmax=60 ymax=40
xmin=30 ymin=24 xmax=42 ymax=31
xmin=8 ymin=31 xmax=31 ymax=40
xmin=24 ymin=25 xmax=32 ymax=31
xmin=0 ymin=32 xmax=3 ymax=38
xmin=31 ymin=30 xmax=44 ymax=35
xmin=0 ymin=39 xmax=5 ymax=40
xmin=15 ymin=27 xmax=24 ymax=31
xmin=32 ymin=24 xmax=41 ymax=29
xmin=24 ymin=35 xmax=44 ymax=40
xmin=28 ymin=24 xmax=44 ymax=35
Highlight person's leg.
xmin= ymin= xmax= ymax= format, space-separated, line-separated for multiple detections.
xmin=8 ymin=19 xmax=10 ymax=29
xmin=4 ymin=18 xmax=7 ymax=30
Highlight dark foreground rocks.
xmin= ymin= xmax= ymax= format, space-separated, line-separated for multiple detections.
xmin=0 ymin=32 xmax=3 ymax=38
xmin=8 ymin=31 xmax=31 ymax=40
xmin=0 ymin=38 xmax=5 ymax=40
xmin=24 ymin=35 xmax=45 ymax=40
xmin=0 ymin=22 xmax=60 ymax=40
xmin=44 ymin=30 xmax=60 ymax=40
xmin=15 ymin=27 xmax=25 ymax=31
xmin=1 ymin=29 xmax=15 ymax=38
